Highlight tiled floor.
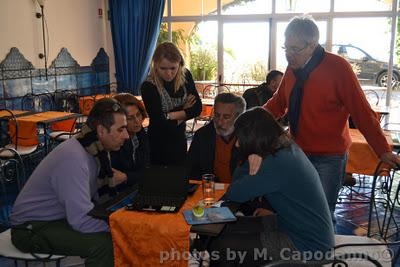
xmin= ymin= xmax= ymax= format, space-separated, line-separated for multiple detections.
xmin=336 ymin=172 xmax=400 ymax=266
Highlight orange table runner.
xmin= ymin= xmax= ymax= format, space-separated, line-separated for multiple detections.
xmin=110 ymin=182 xmax=227 ymax=267
xmin=9 ymin=111 xmax=78 ymax=146
xmin=79 ymin=94 xmax=112 ymax=115
xmin=346 ymin=128 xmax=393 ymax=175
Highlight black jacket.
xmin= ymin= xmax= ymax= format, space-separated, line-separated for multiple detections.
xmin=242 ymin=83 xmax=273 ymax=109
xmin=111 ymin=128 xmax=150 ymax=187
xmin=187 ymin=122 xmax=239 ymax=181
xmin=140 ymin=70 xmax=202 ymax=165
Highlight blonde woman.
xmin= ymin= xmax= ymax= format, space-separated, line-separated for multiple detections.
xmin=140 ymin=42 xmax=202 ymax=165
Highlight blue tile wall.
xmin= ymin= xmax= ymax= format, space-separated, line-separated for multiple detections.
xmin=77 ymin=72 xmax=94 ymax=90
xmin=0 ymin=47 xmax=110 ymax=105
xmin=32 ymin=75 xmax=56 ymax=93
xmin=3 ymin=78 xmax=31 ymax=98
xmin=56 ymin=74 xmax=78 ymax=90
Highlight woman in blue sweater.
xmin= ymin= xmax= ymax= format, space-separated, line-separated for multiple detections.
xmin=209 ymin=108 xmax=334 ymax=266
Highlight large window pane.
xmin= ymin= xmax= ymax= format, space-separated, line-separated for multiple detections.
xmin=275 ymin=0 xmax=330 ymax=13
xmin=171 ymin=0 xmax=217 ymax=16
xmin=223 ymin=22 xmax=269 ymax=86
xmin=163 ymin=2 xmax=168 ymax=16
xmin=335 ymin=0 xmax=392 ymax=12
xmin=222 ymin=0 xmax=272 ymax=15
xmin=332 ymin=18 xmax=393 ymax=86
xmin=189 ymin=21 xmax=218 ymax=82
xmin=276 ymin=21 xmax=327 ymax=71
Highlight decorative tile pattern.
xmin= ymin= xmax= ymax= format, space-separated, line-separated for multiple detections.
xmin=0 ymin=47 xmax=110 ymax=104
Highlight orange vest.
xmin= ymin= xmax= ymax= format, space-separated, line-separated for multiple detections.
xmin=214 ymin=135 xmax=236 ymax=183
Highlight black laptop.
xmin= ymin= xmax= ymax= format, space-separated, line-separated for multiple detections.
xmin=125 ymin=165 xmax=188 ymax=213
xmin=88 ymin=185 xmax=139 ymax=220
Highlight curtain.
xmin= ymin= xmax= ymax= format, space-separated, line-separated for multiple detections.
xmin=109 ymin=0 xmax=165 ymax=95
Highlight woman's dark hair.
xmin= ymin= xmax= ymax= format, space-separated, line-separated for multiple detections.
xmin=234 ymin=107 xmax=290 ymax=161
xmin=113 ymin=93 xmax=148 ymax=118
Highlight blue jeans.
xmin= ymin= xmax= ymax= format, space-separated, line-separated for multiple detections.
xmin=307 ymin=154 xmax=348 ymax=221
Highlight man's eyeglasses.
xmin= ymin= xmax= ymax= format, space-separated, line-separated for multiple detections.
xmin=281 ymin=44 xmax=309 ymax=54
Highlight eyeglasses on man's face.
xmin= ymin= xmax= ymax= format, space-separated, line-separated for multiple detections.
xmin=282 ymin=43 xmax=309 ymax=54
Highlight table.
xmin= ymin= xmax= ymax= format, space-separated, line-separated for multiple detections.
xmin=0 ymin=110 xmax=33 ymax=118
xmin=109 ymin=182 xmax=227 ymax=267
xmin=79 ymin=94 xmax=112 ymax=115
xmin=346 ymin=129 xmax=393 ymax=175
xmin=8 ymin=111 xmax=82 ymax=149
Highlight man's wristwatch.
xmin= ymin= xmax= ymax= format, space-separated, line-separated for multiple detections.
xmin=165 ymin=113 xmax=170 ymax=120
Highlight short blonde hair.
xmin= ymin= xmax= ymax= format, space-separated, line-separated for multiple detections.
xmin=113 ymin=93 xmax=147 ymax=118
xmin=149 ymin=42 xmax=186 ymax=92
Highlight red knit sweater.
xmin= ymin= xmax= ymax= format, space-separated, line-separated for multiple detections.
xmin=264 ymin=52 xmax=390 ymax=157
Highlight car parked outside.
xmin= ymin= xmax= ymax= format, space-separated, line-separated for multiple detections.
xmin=330 ymin=44 xmax=400 ymax=88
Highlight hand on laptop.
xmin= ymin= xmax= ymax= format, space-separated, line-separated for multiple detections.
xmin=112 ymin=168 xmax=128 ymax=186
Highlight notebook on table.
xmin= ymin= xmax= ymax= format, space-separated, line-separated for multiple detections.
xmin=125 ymin=165 xmax=188 ymax=213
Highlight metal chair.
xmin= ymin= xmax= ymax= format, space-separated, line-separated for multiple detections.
xmin=54 ymin=90 xmax=80 ymax=113
xmin=0 ymin=148 xmax=66 ymax=266
xmin=0 ymin=109 xmax=38 ymax=158
xmin=364 ymin=89 xmax=380 ymax=106
xmin=367 ymin=160 xmax=400 ymax=240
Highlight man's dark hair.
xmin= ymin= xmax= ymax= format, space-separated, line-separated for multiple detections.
xmin=86 ymin=98 xmax=126 ymax=131
xmin=266 ymin=70 xmax=283 ymax=86
xmin=234 ymin=107 xmax=290 ymax=161
xmin=214 ymin=92 xmax=246 ymax=116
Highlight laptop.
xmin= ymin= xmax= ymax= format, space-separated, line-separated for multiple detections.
xmin=88 ymin=185 xmax=139 ymax=220
xmin=125 ymin=165 xmax=188 ymax=213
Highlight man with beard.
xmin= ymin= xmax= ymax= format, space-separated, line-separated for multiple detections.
xmin=187 ymin=93 xmax=245 ymax=183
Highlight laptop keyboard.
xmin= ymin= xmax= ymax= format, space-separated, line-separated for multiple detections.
xmin=133 ymin=195 xmax=182 ymax=207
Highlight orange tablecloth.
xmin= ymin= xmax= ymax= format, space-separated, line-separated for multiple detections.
xmin=8 ymin=111 xmax=78 ymax=146
xmin=346 ymin=128 xmax=393 ymax=175
xmin=79 ymin=94 xmax=112 ymax=115
xmin=109 ymin=182 xmax=227 ymax=267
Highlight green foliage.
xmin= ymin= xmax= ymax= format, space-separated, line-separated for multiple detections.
xmin=189 ymin=46 xmax=217 ymax=81
xmin=157 ymin=23 xmax=186 ymax=46
xmin=249 ymin=61 xmax=267 ymax=81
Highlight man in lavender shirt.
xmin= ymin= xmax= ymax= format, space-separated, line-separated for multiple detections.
xmin=10 ymin=99 xmax=129 ymax=267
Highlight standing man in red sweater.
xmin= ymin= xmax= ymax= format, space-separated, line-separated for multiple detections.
xmin=255 ymin=15 xmax=400 ymax=222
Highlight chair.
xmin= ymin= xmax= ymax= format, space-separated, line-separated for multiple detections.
xmin=202 ymin=84 xmax=217 ymax=99
xmin=0 ymin=147 xmax=67 ymax=267
xmin=364 ymin=89 xmax=380 ymax=106
xmin=0 ymin=229 xmax=66 ymax=267
xmin=0 ymin=109 xmax=38 ymax=158
xmin=54 ymin=90 xmax=79 ymax=113
xmin=21 ymin=93 xmax=54 ymax=112
xmin=367 ymin=160 xmax=400 ymax=240
xmin=0 ymin=148 xmax=25 ymax=229
xmin=337 ymin=159 xmax=399 ymax=241
xmin=379 ymin=161 xmax=400 ymax=240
